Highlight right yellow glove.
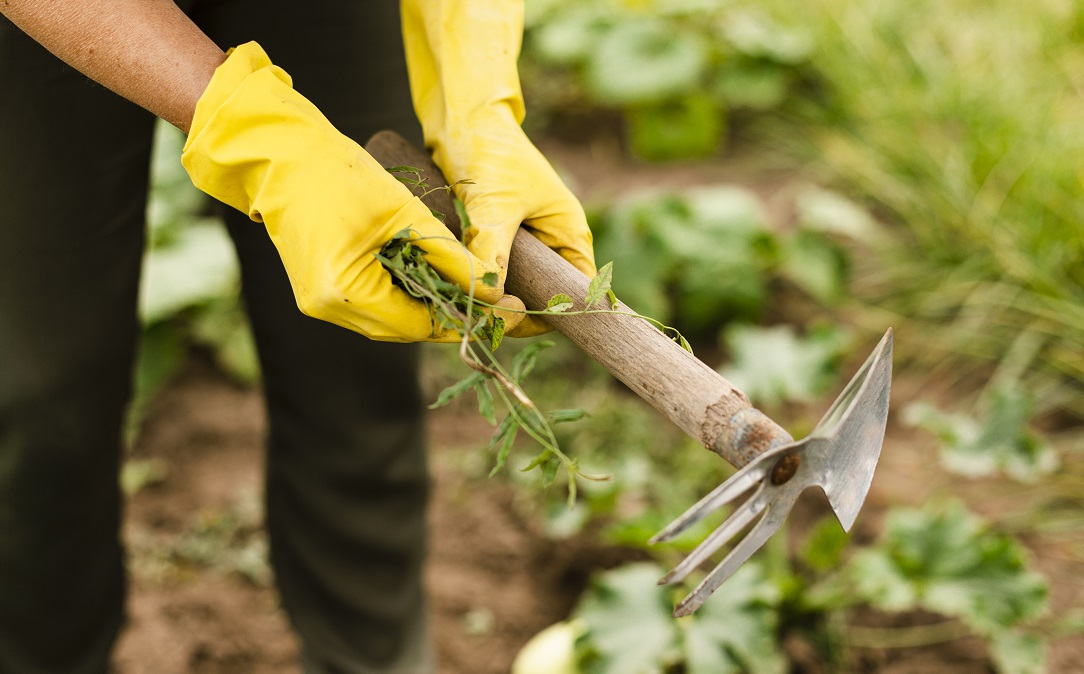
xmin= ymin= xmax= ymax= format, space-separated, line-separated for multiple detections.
xmin=181 ymin=42 xmax=519 ymax=342
xmin=402 ymin=0 xmax=596 ymax=336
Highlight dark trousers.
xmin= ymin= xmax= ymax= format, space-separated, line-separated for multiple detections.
xmin=0 ymin=2 xmax=431 ymax=672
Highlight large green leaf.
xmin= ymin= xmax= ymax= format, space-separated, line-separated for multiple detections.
xmin=718 ymin=10 xmax=812 ymax=65
xmin=988 ymin=629 xmax=1046 ymax=674
xmin=903 ymin=388 xmax=1059 ymax=483
xmin=682 ymin=564 xmax=788 ymax=674
xmin=531 ymin=3 xmax=616 ymax=66
xmin=575 ymin=563 xmax=678 ymax=674
xmin=586 ymin=18 xmax=710 ymax=105
xmin=849 ymin=502 xmax=1048 ymax=635
xmin=779 ymin=230 xmax=850 ymax=304
xmin=575 ymin=562 xmax=786 ymax=674
xmin=719 ymin=324 xmax=850 ymax=407
xmin=139 ymin=221 xmax=240 ymax=324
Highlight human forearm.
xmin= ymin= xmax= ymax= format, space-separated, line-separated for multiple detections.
xmin=1 ymin=0 xmax=224 ymax=131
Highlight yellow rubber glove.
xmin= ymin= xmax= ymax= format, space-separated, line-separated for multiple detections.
xmin=181 ymin=42 xmax=521 ymax=342
xmin=402 ymin=0 xmax=596 ymax=335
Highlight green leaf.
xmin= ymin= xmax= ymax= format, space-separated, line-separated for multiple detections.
xmin=794 ymin=186 xmax=882 ymax=243
xmin=903 ymin=388 xmax=1059 ymax=483
xmin=488 ymin=413 xmax=520 ymax=477
xmin=574 ymin=562 xmax=786 ymax=674
xmin=474 ymin=380 xmax=496 ymax=425
xmin=801 ymin=516 xmax=850 ymax=573
xmin=719 ymin=10 xmax=812 ymax=64
xmin=454 ymin=197 xmax=472 ymax=233
xmin=428 ymin=372 xmax=487 ymax=409
xmin=540 ymin=455 xmax=561 ymax=487
xmin=988 ymin=630 xmax=1046 ymax=674
xmin=848 ymin=501 xmax=1048 ymax=634
xmin=511 ymin=340 xmax=555 ymax=382
xmin=482 ymin=272 xmax=499 ymax=288
xmin=719 ymin=325 xmax=850 ymax=407
xmin=586 ymin=18 xmax=710 ymax=105
xmin=384 ymin=165 xmax=423 ymax=176
xmin=779 ymin=230 xmax=851 ymax=305
xmin=139 ymin=222 xmax=240 ymax=324
xmin=574 ymin=563 xmax=680 ymax=674
xmin=488 ymin=315 xmax=505 ymax=352
xmin=683 ymin=563 xmax=788 ymax=674
xmin=547 ymin=293 xmax=575 ymax=313
xmin=585 ymin=262 xmax=614 ymax=309
xmin=530 ymin=4 xmax=615 ymax=66
xmin=547 ymin=409 xmax=589 ymax=425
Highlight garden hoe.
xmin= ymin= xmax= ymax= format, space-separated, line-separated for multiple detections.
xmin=365 ymin=131 xmax=894 ymax=617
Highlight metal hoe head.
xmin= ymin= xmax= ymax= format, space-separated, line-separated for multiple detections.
xmin=651 ymin=329 xmax=894 ymax=617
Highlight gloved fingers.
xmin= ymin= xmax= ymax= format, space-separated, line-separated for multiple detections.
xmin=389 ymin=201 xmax=507 ymax=306
xmin=505 ymin=314 xmax=553 ymax=338
xmin=460 ymin=223 xmax=518 ymax=291
xmin=491 ymin=293 xmax=527 ymax=335
xmin=460 ymin=187 xmax=597 ymax=281
xmin=523 ymin=206 xmax=598 ymax=279
xmin=314 ymin=277 xmax=463 ymax=343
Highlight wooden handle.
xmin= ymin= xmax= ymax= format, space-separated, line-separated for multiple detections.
xmin=364 ymin=131 xmax=793 ymax=467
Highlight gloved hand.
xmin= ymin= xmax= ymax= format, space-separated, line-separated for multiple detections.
xmin=181 ymin=42 xmax=523 ymax=342
xmin=402 ymin=0 xmax=596 ymax=335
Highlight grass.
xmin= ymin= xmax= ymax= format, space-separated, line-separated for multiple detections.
xmin=757 ymin=0 xmax=1084 ymax=411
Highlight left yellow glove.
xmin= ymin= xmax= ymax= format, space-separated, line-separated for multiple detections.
xmin=402 ymin=0 xmax=596 ymax=335
xmin=182 ymin=42 xmax=520 ymax=342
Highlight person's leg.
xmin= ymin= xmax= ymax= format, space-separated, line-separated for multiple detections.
xmin=0 ymin=17 xmax=155 ymax=674
xmin=191 ymin=3 xmax=432 ymax=673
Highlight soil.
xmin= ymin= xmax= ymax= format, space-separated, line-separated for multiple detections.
xmin=110 ymin=357 xmax=1084 ymax=674
xmin=110 ymin=138 xmax=1084 ymax=673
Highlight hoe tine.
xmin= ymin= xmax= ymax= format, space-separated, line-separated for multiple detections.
xmin=670 ymin=492 xmax=795 ymax=617
xmin=657 ymin=481 xmax=768 ymax=586
xmin=649 ymin=456 xmax=774 ymax=545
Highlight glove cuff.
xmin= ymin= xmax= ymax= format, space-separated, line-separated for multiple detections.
xmin=184 ymin=42 xmax=291 ymax=154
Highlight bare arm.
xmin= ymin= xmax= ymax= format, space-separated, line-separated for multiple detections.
xmin=1 ymin=0 xmax=225 ymax=132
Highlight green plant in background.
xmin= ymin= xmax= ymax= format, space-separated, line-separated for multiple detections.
xmin=719 ymin=324 xmax=850 ymax=411
xmin=845 ymin=502 xmax=1049 ymax=674
xmin=904 ymin=387 xmax=1060 ymax=483
xmin=574 ymin=562 xmax=788 ymax=674
xmin=522 ymin=0 xmax=814 ymax=159
xmin=759 ymin=0 xmax=1084 ymax=404
xmin=558 ymin=501 xmax=1050 ymax=674
xmin=589 ymin=184 xmax=855 ymax=338
xmin=128 ymin=121 xmax=259 ymax=442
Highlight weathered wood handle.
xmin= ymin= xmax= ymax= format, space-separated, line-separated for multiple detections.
xmin=365 ymin=131 xmax=793 ymax=467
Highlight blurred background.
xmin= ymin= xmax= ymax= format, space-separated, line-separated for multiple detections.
xmin=115 ymin=0 xmax=1083 ymax=672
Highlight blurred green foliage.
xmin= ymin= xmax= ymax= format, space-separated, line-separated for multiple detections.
xmin=589 ymin=185 xmax=853 ymax=337
xmin=759 ymin=0 xmax=1084 ymax=403
xmin=127 ymin=121 xmax=259 ymax=442
xmin=522 ymin=0 xmax=812 ymax=159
